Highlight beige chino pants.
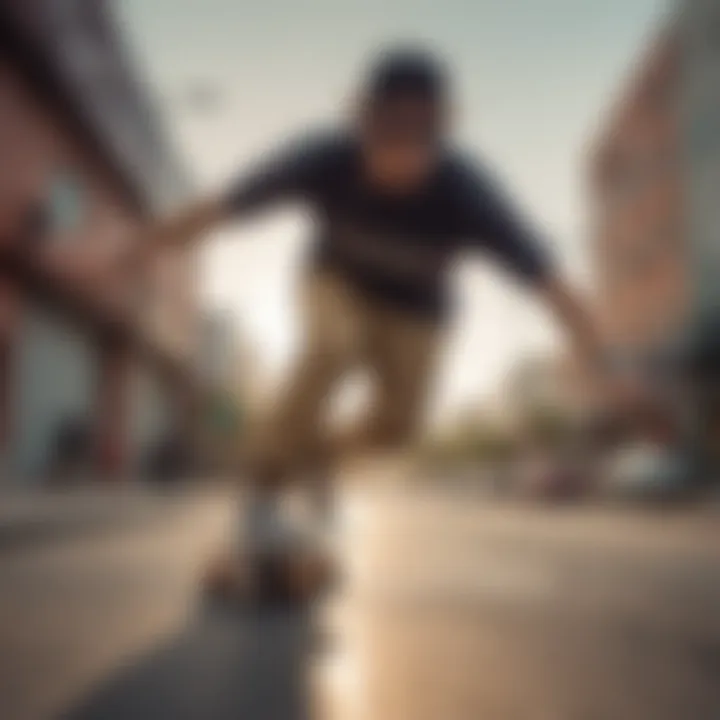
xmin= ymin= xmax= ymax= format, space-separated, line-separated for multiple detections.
xmin=248 ymin=270 xmax=441 ymax=486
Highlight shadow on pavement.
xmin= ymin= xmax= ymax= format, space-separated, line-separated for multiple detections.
xmin=63 ymin=603 xmax=316 ymax=720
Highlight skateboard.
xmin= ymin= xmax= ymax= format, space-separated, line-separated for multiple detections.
xmin=203 ymin=541 xmax=338 ymax=607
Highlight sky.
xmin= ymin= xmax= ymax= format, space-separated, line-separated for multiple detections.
xmin=119 ymin=0 xmax=668 ymax=420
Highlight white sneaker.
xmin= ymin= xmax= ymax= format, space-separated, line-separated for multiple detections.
xmin=243 ymin=492 xmax=307 ymax=555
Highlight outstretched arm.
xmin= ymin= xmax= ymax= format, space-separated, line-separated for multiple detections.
xmin=538 ymin=274 xmax=655 ymax=414
xmin=119 ymin=197 xmax=226 ymax=270
xmin=537 ymin=274 xmax=605 ymax=379
xmin=113 ymin=131 xmax=333 ymax=273
xmin=460 ymin=161 xmax=646 ymax=408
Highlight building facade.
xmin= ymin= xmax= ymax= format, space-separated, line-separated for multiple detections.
xmin=590 ymin=2 xmax=720 ymax=365
xmin=589 ymin=25 xmax=684 ymax=370
xmin=588 ymin=2 xmax=720 ymax=463
xmin=681 ymin=0 xmax=720 ymax=320
xmin=0 ymin=0 xmax=199 ymax=481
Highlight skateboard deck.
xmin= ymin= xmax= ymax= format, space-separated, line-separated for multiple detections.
xmin=203 ymin=544 xmax=337 ymax=607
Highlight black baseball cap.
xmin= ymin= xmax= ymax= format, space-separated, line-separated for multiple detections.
xmin=364 ymin=46 xmax=450 ymax=107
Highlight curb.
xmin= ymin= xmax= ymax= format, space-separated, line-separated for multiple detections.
xmin=0 ymin=494 xmax=196 ymax=553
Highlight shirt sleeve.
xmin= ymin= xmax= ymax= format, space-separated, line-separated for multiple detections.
xmin=454 ymin=159 xmax=554 ymax=285
xmin=223 ymin=131 xmax=337 ymax=217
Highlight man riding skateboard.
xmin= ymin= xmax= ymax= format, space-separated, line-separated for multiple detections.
xmin=114 ymin=46 xmax=638 ymax=601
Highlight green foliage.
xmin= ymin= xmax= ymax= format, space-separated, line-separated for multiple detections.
xmin=521 ymin=403 xmax=574 ymax=450
xmin=204 ymin=392 xmax=242 ymax=436
xmin=419 ymin=413 xmax=517 ymax=470
xmin=419 ymin=399 xmax=579 ymax=473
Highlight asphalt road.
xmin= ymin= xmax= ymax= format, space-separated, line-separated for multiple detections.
xmin=1 ymin=489 xmax=719 ymax=720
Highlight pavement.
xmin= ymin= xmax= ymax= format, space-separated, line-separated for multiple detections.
xmin=0 ymin=484 xmax=217 ymax=550
xmin=0 ymin=486 xmax=719 ymax=720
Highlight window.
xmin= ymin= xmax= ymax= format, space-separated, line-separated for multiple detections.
xmin=43 ymin=171 xmax=86 ymax=244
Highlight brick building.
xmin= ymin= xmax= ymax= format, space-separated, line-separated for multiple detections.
xmin=590 ymin=1 xmax=720 ymax=365
xmin=588 ymin=2 xmax=720 ymax=460
xmin=0 ymin=0 xmax=200 ymax=480
xmin=589 ymin=25 xmax=684 ymax=372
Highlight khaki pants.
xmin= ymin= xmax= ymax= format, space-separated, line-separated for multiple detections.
xmin=249 ymin=271 xmax=441 ymax=485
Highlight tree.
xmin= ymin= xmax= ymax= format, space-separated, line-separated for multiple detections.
xmin=520 ymin=402 xmax=575 ymax=452
xmin=418 ymin=410 xmax=518 ymax=472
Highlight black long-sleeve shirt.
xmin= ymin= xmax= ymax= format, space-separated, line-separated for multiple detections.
xmin=225 ymin=128 xmax=553 ymax=321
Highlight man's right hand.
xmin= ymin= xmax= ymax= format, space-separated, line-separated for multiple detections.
xmin=107 ymin=197 xmax=227 ymax=280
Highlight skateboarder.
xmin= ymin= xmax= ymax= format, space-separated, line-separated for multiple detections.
xmin=115 ymin=46 xmax=637 ymax=598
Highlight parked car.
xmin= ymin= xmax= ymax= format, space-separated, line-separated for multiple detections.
xmin=145 ymin=434 xmax=191 ymax=485
xmin=50 ymin=416 xmax=92 ymax=484
xmin=514 ymin=454 xmax=587 ymax=502
xmin=603 ymin=442 xmax=691 ymax=500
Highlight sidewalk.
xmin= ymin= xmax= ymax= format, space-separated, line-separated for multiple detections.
xmin=0 ymin=483 xmax=218 ymax=551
